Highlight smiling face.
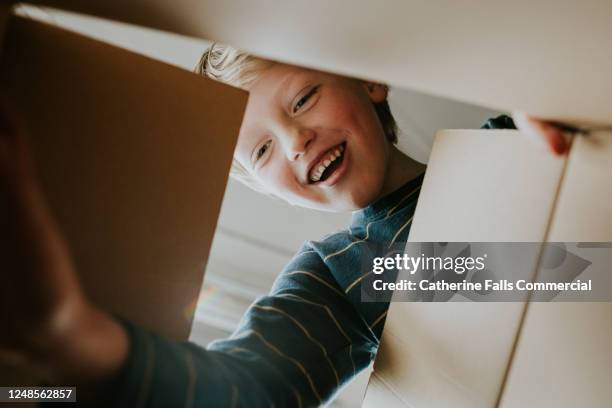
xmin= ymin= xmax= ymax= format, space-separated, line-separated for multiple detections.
xmin=234 ymin=63 xmax=394 ymax=212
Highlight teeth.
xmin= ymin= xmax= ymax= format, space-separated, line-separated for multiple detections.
xmin=309 ymin=144 xmax=345 ymax=182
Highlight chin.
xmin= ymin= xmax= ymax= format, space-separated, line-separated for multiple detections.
xmin=293 ymin=195 xmax=366 ymax=213
xmin=349 ymin=194 xmax=378 ymax=211
xmin=346 ymin=176 xmax=385 ymax=209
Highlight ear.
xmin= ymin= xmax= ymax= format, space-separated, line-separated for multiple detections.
xmin=363 ymin=82 xmax=388 ymax=103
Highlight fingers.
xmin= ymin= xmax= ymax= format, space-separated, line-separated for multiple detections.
xmin=512 ymin=111 xmax=569 ymax=156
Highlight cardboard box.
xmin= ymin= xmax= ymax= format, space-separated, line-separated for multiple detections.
xmin=0 ymin=11 xmax=246 ymax=384
xmin=2 ymin=2 xmax=611 ymax=405
xmin=498 ymin=132 xmax=612 ymax=407
xmin=31 ymin=0 xmax=612 ymax=126
xmin=364 ymin=130 xmax=612 ymax=407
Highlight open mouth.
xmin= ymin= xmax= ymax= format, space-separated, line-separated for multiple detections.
xmin=308 ymin=142 xmax=346 ymax=184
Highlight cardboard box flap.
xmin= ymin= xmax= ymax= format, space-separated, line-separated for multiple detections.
xmin=0 ymin=15 xmax=247 ymax=340
xmin=499 ymin=132 xmax=612 ymax=407
xmin=30 ymin=0 xmax=612 ymax=125
xmin=364 ymin=130 xmax=568 ymax=407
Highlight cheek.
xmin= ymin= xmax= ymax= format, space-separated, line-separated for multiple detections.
xmin=323 ymin=89 xmax=383 ymax=144
xmin=259 ymin=161 xmax=288 ymax=191
xmin=319 ymin=90 xmax=363 ymax=127
xmin=258 ymin=158 xmax=304 ymax=201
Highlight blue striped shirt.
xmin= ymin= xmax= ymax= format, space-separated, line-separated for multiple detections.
xmin=113 ymin=174 xmax=423 ymax=407
xmin=110 ymin=115 xmax=516 ymax=407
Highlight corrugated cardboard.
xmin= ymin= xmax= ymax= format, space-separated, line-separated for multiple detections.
xmin=499 ymin=132 xmax=612 ymax=408
xmin=3 ymin=2 xmax=610 ymax=403
xmin=363 ymin=130 xmax=568 ymax=407
xmin=0 ymin=15 xmax=246 ymax=345
xmin=31 ymin=0 xmax=612 ymax=126
xmin=365 ymin=130 xmax=612 ymax=407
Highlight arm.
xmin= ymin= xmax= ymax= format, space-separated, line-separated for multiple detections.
xmin=110 ymin=253 xmax=377 ymax=407
xmin=0 ymin=103 xmax=375 ymax=406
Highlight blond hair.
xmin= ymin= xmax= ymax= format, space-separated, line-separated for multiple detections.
xmin=195 ymin=44 xmax=273 ymax=192
xmin=195 ymin=43 xmax=398 ymax=193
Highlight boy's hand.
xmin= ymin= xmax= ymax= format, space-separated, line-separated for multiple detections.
xmin=512 ymin=111 xmax=571 ymax=156
xmin=0 ymin=101 xmax=128 ymax=386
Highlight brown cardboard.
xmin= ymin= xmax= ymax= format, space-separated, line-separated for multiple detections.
xmin=30 ymin=0 xmax=612 ymax=126
xmin=499 ymin=132 xmax=612 ymax=407
xmin=364 ymin=130 xmax=568 ymax=407
xmin=0 ymin=16 xmax=246 ymax=342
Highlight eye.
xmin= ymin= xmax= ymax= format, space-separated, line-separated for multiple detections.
xmin=253 ymin=140 xmax=272 ymax=163
xmin=292 ymin=85 xmax=320 ymax=114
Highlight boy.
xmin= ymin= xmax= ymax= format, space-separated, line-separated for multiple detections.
xmin=0 ymin=44 xmax=568 ymax=406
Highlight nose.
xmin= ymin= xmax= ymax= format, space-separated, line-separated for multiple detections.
xmin=284 ymin=127 xmax=315 ymax=161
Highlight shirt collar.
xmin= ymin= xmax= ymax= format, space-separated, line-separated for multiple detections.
xmin=351 ymin=172 xmax=424 ymax=226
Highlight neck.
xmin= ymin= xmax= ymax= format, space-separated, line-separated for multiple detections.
xmin=378 ymin=145 xmax=426 ymax=198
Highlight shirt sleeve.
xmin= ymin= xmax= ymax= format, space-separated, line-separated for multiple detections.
xmin=109 ymin=245 xmax=379 ymax=408
xmin=480 ymin=114 xmax=517 ymax=130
